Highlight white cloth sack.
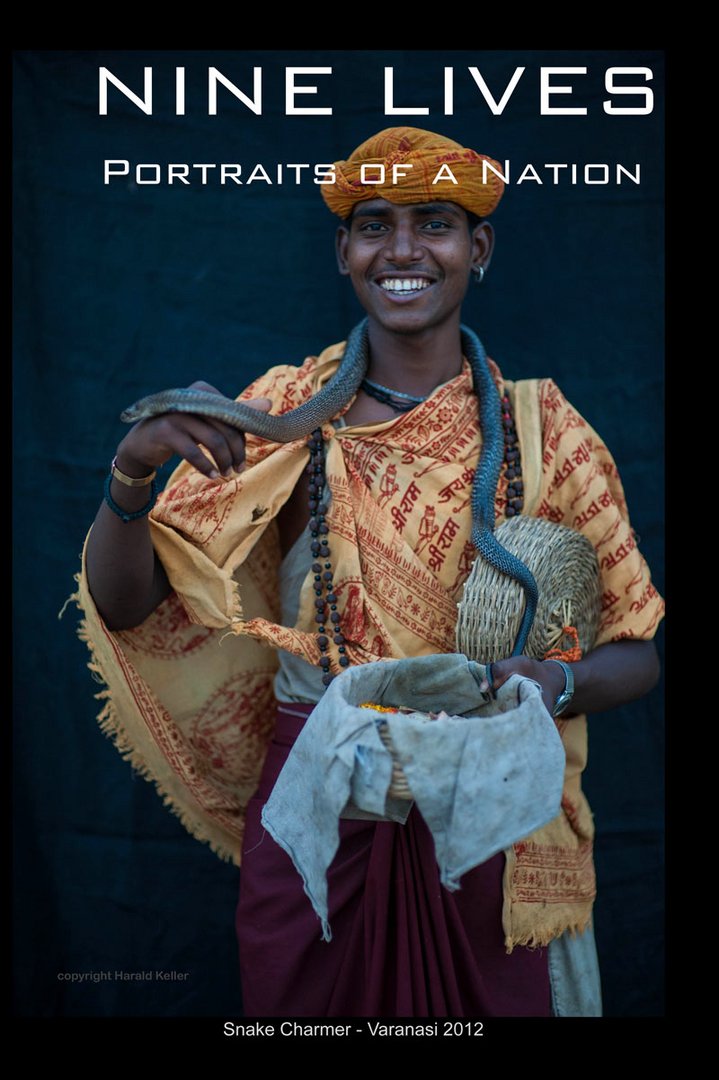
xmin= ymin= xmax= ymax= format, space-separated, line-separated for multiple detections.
xmin=261 ymin=653 xmax=566 ymax=941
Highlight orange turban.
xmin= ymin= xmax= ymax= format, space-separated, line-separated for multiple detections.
xmin=321 ymin=126 xmax=505 ymax=220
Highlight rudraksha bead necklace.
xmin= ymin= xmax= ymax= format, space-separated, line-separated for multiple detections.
xmin=307 ymin=427 xmax=350 ymax=687
xmin=501 ymin=387 xmax=524 ymax=516
xmin=308 ymin=384 xmax=523 ymax=688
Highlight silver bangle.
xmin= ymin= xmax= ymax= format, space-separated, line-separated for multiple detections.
xmin=544 ymin=658 xmax=575 ymax=717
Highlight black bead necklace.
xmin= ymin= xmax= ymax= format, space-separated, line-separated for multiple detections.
xmin=501 ymin=387 xmax=524 ymax=516
xmin=307 ymin=427 xmax=350 ymax=686
xmin=307 ymin=385 xmax=523 ymax=688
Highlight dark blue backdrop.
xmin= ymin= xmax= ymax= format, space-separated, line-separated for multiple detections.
xmin=13 ymin=50 xmax=664 ymax=1019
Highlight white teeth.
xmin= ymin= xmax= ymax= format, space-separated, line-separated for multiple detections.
xmin=380 ymin=278 xmax=432 ymax=292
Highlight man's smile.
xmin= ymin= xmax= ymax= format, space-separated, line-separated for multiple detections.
xmin=373 ymin=273 xmax=438 ymax=302
xmin=336 ymin=198 xmax=493 ymax=333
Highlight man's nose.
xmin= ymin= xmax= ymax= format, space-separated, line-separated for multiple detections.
xmin=382 ymin=221 xmax=423 ymax=263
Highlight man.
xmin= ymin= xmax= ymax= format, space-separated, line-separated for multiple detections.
xmin=78 ymin=127 xmax=663 ymax=1016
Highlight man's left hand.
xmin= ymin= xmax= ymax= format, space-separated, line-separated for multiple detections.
xmin=480 ymin=657 xmax=568 ymax=718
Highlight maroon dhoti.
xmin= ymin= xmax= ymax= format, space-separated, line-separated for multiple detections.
xmin=236 ymin=702 xmax=552 ymax=1017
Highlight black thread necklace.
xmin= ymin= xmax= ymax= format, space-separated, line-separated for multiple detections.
xmin=360 ymin=377 xmax=427 ymax=414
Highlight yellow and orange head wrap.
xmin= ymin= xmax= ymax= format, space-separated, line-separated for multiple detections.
xmin=321 ymin=126 xmax=505 ymax=221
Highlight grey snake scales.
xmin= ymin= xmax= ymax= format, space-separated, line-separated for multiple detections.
xmin=121 ymin=317 xmax=538 ymax=655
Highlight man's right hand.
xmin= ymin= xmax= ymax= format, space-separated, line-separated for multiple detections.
xmin=86 ymin=382 xmax=273 ymax=631
xmin=114 ymin=381 xmax=273 ymax=480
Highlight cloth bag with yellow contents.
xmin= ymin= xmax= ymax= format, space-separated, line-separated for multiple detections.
xmin=261 ymin=653 xmax=565 ymax=941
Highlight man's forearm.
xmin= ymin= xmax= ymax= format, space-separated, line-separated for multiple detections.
xmin=565 ymin=639 xmax=661 ymax=716
xmin=85 ymin=458 xmax=171 ymax=631
xmin=487 ymin=638 xmax=661 ymax=719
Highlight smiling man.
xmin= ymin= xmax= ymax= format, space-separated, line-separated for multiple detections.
xmin=339 ymin=198 xmax=491 ymax=332
xmin=78 ymin=127 xmax=664 ymax=1019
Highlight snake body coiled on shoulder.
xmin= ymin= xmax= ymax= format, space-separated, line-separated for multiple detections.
xmin=121 ymin=317 xmax=538 ymax=655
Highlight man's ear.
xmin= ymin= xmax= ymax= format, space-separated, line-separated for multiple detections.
xmin=471 ymin=220 xmax=495 ymax=274
xmin=336 ymin=224 xmax=351 ymax=276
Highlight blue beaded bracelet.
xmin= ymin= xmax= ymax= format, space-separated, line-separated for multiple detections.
xmin=104 ymin=473 xmax=159 ymax=522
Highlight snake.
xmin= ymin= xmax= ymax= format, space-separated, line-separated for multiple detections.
xmin=121 ymin=317 xmax=538 ymax=655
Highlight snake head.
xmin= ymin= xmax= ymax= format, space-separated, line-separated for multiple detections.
xmin=119 ymin=388 xmax=191 ymax=424
xmin=120 ymin=402 xmax=144 ymax=423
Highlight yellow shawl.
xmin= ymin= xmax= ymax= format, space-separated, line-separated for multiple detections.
xmin=71 ymin=340 xmax=664 ymax=950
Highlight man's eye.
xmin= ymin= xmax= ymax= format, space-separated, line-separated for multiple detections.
xmin=423 ymin=220 xmax=450 ymax=230
xmin=359 ymin=222 xmax=387 ymax=232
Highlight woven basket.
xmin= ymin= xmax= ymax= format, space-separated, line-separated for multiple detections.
xmin=376 ymin=718 xmax=427 ymax=800
xmin=363 ymin=517 xmax=601 ymax=802
xmin=455 ymin=515 xmax=601 ymax=664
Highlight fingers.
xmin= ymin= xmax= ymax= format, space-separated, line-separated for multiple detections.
xmin=478 ymin=657 xmax=566 ymax=717
xmin=188 ymin=380 xmax=224 ymax=395
xmin=200 ymin=399 xmax=274 ymax=474
xmin=178 ymin=415 xmax=242 ymax=478
xmin=201 ymin=418 xmax=249 ymax=475
xmin=478 ymin=657 xmax=535 ymax=695
xmin=118 ymin=385 xmax=275 ymax=480
xmin=127 ymin=414 xmax=243 ymax=479
xmin=479 ymin=658 xmax=514 ymax=694
xmin=159 ymin=426 xmax=224 ymax=479
xmin=197 ymin=401 xmax=273 ymax=477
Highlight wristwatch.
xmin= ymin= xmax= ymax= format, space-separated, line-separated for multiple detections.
xmin=545 ymin=659 xmax=575 ymax=718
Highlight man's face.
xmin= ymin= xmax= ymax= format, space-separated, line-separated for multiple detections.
xmin=335 ymin=199 xmax=493 ymax=337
